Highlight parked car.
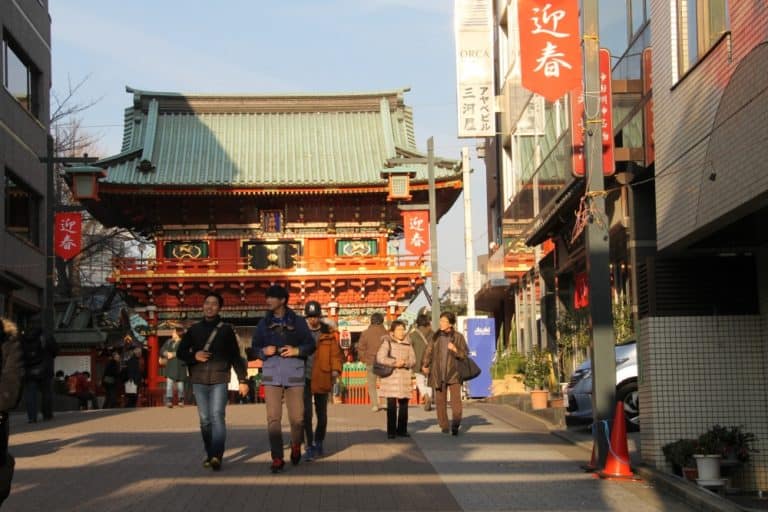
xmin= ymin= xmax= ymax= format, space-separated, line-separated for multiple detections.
xmin=565 ymin=340 xmax=639 ymax=431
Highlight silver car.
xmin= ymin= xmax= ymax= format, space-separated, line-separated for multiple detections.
xmin=565 ymin=340 xmax=639 ymax=431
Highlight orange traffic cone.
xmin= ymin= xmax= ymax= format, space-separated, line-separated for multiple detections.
xmin=598 ymin=401 xmax=639 ymax=480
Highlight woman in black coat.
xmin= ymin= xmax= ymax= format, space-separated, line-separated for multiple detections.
xmin=102 ymin=352 xmax=122 ymax=409
xmin=0 ymin=318 xmax=24 ymax=506
xmin=122 ymin=347 xmax=144 ymax=408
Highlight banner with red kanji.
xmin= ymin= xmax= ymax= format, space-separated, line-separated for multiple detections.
xmin=402 ymin=210 xmax=429 ymax=257
xmin=570 ymin=48 xmax=615 ymax=177
xmin=54 ymin=212 xmax=82 ymax=261
xmin=518 ymin=0 xmax=582 ymax=102
xmin=574 ymin=272 xmax=589 ymax=309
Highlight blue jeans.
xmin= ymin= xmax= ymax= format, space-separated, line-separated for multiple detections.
xmin=165 ymin=379 xmax=185 ymax=405
xmin=192 ymin=383 xmax=228 ymax=459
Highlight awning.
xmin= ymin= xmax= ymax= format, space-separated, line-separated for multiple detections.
xmin=524 ymin=179 xmax=584 ymax=247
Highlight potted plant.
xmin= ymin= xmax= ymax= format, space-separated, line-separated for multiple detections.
xmin=524 ymin=347 xmax=551 ymax=410
xmin=662 ymin=439 xmax=698 ymax=479
xmin=720 ymin=425 xmax=758 ymax=464
xmin=694 ymin=426 xmax=727 ymax=481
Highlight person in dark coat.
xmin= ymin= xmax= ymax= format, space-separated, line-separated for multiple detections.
xmin=178 ymin=293 xmax=248 ymax=471
xmin=356 ymin=312 xmax=388 ymax=411
xmin=122 ymin=346 xmax=144 ymax=408
xmin=101 ymin=352 xmax=122 ymax=409
xmin=0 ymin=318 xmax=24 ymax=507
xmin=422 ymin=312 xmax=468 ymax=436
xmin=20 ymin=318 xmax=58 ymax=423
xmin=160 ymin=327 xmax=188 ymax=407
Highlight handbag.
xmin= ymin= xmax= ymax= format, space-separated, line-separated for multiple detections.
xmin=124 ymin=379 xmax=138 ymax=394
xmin=372 ymin=340 xmax=394 ymax=378
xmin=456 ymin=356 xmax=481 ymax=381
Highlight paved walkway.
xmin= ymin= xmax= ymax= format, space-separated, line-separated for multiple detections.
xmin=5 ymin=402 xmax=694 ymax=511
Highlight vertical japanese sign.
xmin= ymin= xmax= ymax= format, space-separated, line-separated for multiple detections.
xmin=402 ymin=210 xmax=429 ymax=257
xmin=454 ymin=0 xmax=495 ymax=137
xmin=54 ymin=212 xmax=82 ymax=261
xmin=518 ymin=0 xmax=582 ymax=103
xmin=570 ymin=48 xmax=615 ymax=177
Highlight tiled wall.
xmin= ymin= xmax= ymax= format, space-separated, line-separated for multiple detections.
xmin=639 ymin=315 xmax=768 ymax=490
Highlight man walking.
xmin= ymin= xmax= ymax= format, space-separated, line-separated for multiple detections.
xmin=178 ymin=293 xmax=248 ymax=471
xmin=357 ymin=312 xmax=387 ymax=411
xmin=251 ymin=285 xmax=315 ymax=473
xmin=20 ymin=318 xmax=58 ymax=422
xmin=409 ymin=312 xmax=434 ymax=411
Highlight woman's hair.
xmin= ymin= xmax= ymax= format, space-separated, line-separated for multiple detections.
xmin=440 ymin=311 xmax=457 ymax=325
xmin=389 ymin=319 xmax=407 ymax=333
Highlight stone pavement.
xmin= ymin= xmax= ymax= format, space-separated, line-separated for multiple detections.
xmin=5 ymin=401 xmax=695 ymax=512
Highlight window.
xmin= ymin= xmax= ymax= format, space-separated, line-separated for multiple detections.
xmin=629 ymin=0 xmax=648 ymax=39
xmin=2 ymin=35 xmax=39 ymax=117
xmin=4 ymin=170 xmax=41 ymax=246
xmin=677 ymin=0 xmax=729 ymax=75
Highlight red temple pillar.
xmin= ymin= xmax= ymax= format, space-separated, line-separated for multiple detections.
xmin=145 ymin=305 xmax=160 ymax=392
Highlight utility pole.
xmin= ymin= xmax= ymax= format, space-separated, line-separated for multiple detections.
xmin=428 ymin=137 xmax=441 ymax=328
xmin=461 ymin=147 xmax=475 ymax=317
xmin=40 ymin=136 xmax=98 ymax=335
xmin=582 ymin=0 xmax=616 ymax=467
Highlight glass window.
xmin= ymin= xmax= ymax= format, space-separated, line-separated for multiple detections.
xmin=4 ymin=170 xmax=41 ymax=246
xmin=677 ymin=0 xmax=729 ymax=76
xmin=630 ymin=0 xmax=648 ymax=37
xmin=2 ymin=37 xmax=38 ymax=116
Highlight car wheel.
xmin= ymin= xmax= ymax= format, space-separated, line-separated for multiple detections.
xmin=616 ymin=381 xmax=639 ymax=432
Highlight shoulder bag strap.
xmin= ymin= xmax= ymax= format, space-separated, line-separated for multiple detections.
xmin=202 ymin=321 xmax=224 ymax=352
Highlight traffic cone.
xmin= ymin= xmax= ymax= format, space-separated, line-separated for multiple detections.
xmin=598 ymin=401 xmax=638 ymax=480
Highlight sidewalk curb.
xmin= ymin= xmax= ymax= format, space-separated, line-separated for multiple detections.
xmin=484 ymin=396 xmax=749 ymax=512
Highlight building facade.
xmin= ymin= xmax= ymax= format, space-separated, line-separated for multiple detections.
xmin=69 ymin=87 xmax=461 ymax=390
xmin=640 ymin=0 xmax=768 ymax=489
xmin=0 ymin=0 xmax=51 ymax=325
xmin=477 ymin=0 xmax=768 ymax=489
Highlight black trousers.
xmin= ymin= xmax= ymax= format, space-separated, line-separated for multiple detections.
xmin=386 ymin=398 xmax=409 ymax=436
xmin=303 ymin=380 xmax=330 ymax=446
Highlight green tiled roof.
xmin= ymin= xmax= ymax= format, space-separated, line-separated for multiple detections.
xmin=98 ymin=87 xmax=458 ymax=188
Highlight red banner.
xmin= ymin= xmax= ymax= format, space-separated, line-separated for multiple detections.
xmin=402 ymin=210 xmax=429 ymax=257
xmin=574 ymin=272 xmax=589 ymax=309
xmin=54 ymin=212 xmax=82 ymax=261
xmin=570 ymin=48 xmax=615 ymax=177
xmin=519 ymin=0 xmax=582 ymax=102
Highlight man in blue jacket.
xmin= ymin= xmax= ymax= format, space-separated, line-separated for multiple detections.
xmin=251 ymin=285 xmax=315 ymax=473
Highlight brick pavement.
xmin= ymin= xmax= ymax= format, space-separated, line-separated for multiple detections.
xmin=4 ymin=401 xmax=695 ymax=512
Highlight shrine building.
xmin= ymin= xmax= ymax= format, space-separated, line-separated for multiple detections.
xmin=66 ymin=87 xmax=462 ymax=390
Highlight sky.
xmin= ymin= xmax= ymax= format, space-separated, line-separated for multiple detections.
xmin=49 ymin=0 xmax=488 ymax=294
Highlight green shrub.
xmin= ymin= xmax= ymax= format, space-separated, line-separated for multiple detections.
xmin=491 ymin=349 xmax=526 ymax=379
